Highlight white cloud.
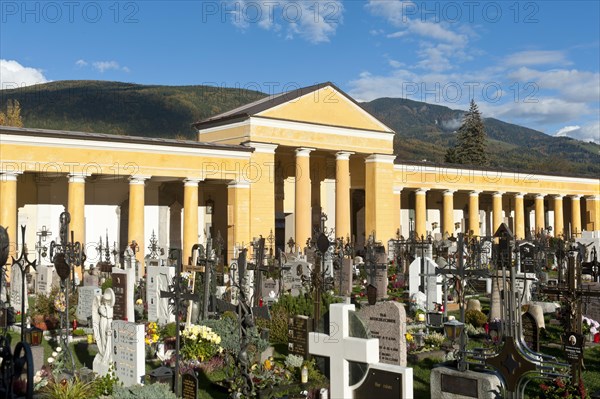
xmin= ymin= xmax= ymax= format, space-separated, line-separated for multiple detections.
xmin=555 ymin=122 xmax=600 ymax=143
xmin=505 ymin=50 xmax=569 ymax=67
xmin=555 ymin=125 xmax=580 ymax=137
xmin=227 ymin=0 xmax=343 ymax=44
xmin=75 ymin=59 xmax=88 ymax=67
xmin=0 ymin=59 xmax=48 ymax=89
xmin=480 ymin=98 xmax=591 ymax=125
xmin=509 ymin=67 xmax=600 ymax=103
xmin=74 ymin=60 xmax=130 ymax=73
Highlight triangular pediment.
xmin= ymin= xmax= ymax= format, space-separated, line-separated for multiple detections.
xmin=256 ymin=84 xmax=393 ymax=133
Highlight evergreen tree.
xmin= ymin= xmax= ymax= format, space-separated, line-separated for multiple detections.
xmin=0 ymin=99 xmax=24 ymax=127
xmin=444 ymin=99 xmax=489 ymax=166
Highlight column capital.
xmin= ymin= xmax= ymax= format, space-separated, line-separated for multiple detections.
xmin=552 ymin=194 xmax=564 ymax=200
xmin=492 ymin=191 xmax=504 ymax=198
xmin=68 ymin=173 xmax=90 ymax=184
xmin=129 ymin=175 xmax=151 ymax=185
xmin=393 ymin=186 xmax=403 ymax=195
xmin=469 ymin=190 xmax=481 ymax=197
xmin=365 ymin=154 xmax=396 ymax=164
xmin=514 ymin=192 xmax=525 ymax=199
xmin=443 ymin=189 xmax=455 ymax=196
xmin=228 ymin=180 xmax=251 ymax=189
xmin=535 ymin=193 xmax=546 ymax=200
xmin=415 ymin=188 xmax=428 ymax=195
xmin=570 ymin=194 xmax=582 ymax=200
xmin=184 ymin=177 xmax=204 ymax=187
xmin=245 ymin=142 xmax=278 ymax=154
xmin=295 ymin=147 xmax=315 ymax=157
xmin=586 ymin=195 xmax=600 ymax=201
xmin=335 ymin=151 xmax=354 ymax=161
xmin=0 ymin=171 xmax=22 ymax=181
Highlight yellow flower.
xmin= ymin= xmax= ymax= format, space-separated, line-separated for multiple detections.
xmin=264 ymin=359 xmax=272 ymax=370
xmin=405 ymin=333 xmax=413 ymax=342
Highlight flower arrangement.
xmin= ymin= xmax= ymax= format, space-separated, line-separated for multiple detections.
xmin=145 ymin=322 xmax=160 ymax=345
xmin=582 ymin=316 xmax=599 ymax=336
xmin=405 ymin=332 xmax=414 ymax=343
xmin=54 ymin=292 xmax=66 ymax=313
xmin=538 ymin=378 xmax=590 ymax=399
xmin=180 ymin=324 xmax=223 ymax=361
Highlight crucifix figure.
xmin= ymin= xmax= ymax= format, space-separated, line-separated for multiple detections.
xmin=35 ymin=225 xmax=52 ymax=265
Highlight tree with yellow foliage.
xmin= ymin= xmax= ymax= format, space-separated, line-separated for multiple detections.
xmin=0 ymin=99 xmax=24 ymax=127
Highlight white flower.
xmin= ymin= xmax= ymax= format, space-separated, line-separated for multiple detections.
xmin=52 ymin=351 xmax=58 ymax=357
xmin=47 ymin=357 xmax=54 ymax=364
xmin=55 ymin=347 xmax=62 ymax=353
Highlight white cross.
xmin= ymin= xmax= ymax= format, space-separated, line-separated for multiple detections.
xmin=309 ymin=303 xmax=380 ymax=399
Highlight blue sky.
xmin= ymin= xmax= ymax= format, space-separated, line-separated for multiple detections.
xmin=1 ymin=1 xmax=599 ymax=142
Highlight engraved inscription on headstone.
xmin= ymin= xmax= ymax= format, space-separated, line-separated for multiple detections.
xmin=181 ymin=372 xmax=198 ymax=399
xmin=112 ymin=320 xmax=145 ymax=387
xmin=358 ymin=301 xmax=407 ymax=366
xmin=77 ymin=286 xmax=102 ymax=322
xmin=288 ymin=315 xmax=313 ymax=358
xmin=520 ymin=243 xmax=536 ymax=274
xmin=112 ymin=273 xmax=127 ymax=321
xmin=440 ymin=374 xmax=478 ymax=398
xmin=353 ymin=368 xmax=402 ymax=399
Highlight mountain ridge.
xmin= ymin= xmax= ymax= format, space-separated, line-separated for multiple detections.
xmin=1 ymin=80 xmax=598 ymax=177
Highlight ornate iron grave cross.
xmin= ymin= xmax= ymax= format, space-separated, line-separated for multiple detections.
xmin=540 ymin=248 xmax=600 ymax=382
xmin=0 ymin=226 xmax=9 ymax=309
xmin=11 ymin=226 xmax=37 ymax=342
xmin=49 ymin=211 xmax=85 ymax=373
xmin=183 ymin=237 xmax=216 ymax=322
xmin=147 ymin=230 xmax=164 ymax=260
xmin=363 ymin=234 xmax=387 ymax=305
xmin=249 ymin=236 xmax=269 ymax=307
xmin=459 ymin=224 xmax=568 ymax=399
xmin=305 ymin=213 xmax=335 ymax=328
xmin=35 ymin=225 xmax=52 ymax=264
xmin=160 ymin=248 xmax=197 ymax=397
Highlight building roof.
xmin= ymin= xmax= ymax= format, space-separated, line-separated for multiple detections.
xmin=192 ymin=81 xmax=393 ymax=132
xmin=0 ymin=126 xmax=254 ymax=152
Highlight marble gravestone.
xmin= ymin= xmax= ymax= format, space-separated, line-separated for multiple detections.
xmin=83 ymin=268 xmax=100 ymax=287
xmin=112 ymin=320 xmax=145 ymax=386
xmin=147 ymin=265 xmax=175 ymax=325
xmin=358 ymin=301 xmax=407 ymax=367
xmin=77 ymin=286 xmax=102 ymax=324
xmin=112 ymin=267 xmax=135 ymax=322
xmin=309 ymin=303 xmax=414 ymax=399
xmin=260 ymin=277 xmax=279 ymax=303
xmin=408 ymin=257 xmax=442 ymax=311
xmin=35 ymin=264 xmax=54 ymax=295
xmin=10 ymin=264 xmax=27 ymax=314
xmin=282 ymin=260 xmax=311 ymax=296
xmin=335 ymin=258 xmax=353 ymax=296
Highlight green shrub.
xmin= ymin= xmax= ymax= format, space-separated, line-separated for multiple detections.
xmin=101 ymin=278 xmax=112 ymax=292
xmin=465 ymin=309 xmax=488 ymax=327
xmin=160 ymin=322 xmax=177 ymax=338
xmin=39 ymin=377 xmax=95 ymax=399
xmin=424 ymin=332 xmax=445 ymax=348
xmin=72 ymin=328 xmax=86 ymax=337
xmin=92 ymin=365 xmax=121 ymax=396
xmin=201 ymin=316 xmax=269 ymax=357
xmin=111 ymin=383 xmax=176 ymax=399
xmin=267 ymin=306 xmax=290 ymax=344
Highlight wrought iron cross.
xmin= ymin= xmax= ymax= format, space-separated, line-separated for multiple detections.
xmin=11 ymin=225 xmax=37 ymax=342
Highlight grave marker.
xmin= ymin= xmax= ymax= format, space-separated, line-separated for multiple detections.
xmin=112 ymin=267 xmax=135 ymax=322
xmin=288 ymin=315 xmax=313 ymax=358
xmin=147 ymin=265 xmax=176 ymax=325
xmin=112 ymin=320 xmax=145 ymax=386
xmin=77 ymin=286 xmax=102 ymax=323
xmin=35 ymin=264 xmax=53 ymax=295
xmin=181 ymin=372 xmax=198 ymax=399
xmin=358 ymin=301 xmax=407 ymax=367
xmin=521 ymin=311 xmax=539 ymax=352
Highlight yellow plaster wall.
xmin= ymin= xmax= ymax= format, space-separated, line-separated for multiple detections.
xmin=394 ymin=165 xmax=600 ymax=196
xmin=197 ymin=124 xmax=250 ymax=144
xmin=227 ymin=184 xmax=250 ymax=264
xmin=1 ymin=143 xmax=250 ymax=182
xmin=257 ymin=86 xmax=391 ymax=133
xmin=248 ymin=151 xmax=276 ymax=241
xmin=365 ymin=159 xmax=395 ymax=241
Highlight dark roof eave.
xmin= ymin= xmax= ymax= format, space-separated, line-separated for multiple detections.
xmin=0 ymin=126 xmax=254 ymax=153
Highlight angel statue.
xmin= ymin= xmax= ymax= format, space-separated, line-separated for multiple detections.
xmin=92 ymin=288 xmax=115 ymax=376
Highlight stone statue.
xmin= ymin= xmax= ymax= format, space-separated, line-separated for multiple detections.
xmin=92 ymin=288 xmax=115 ymax=376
